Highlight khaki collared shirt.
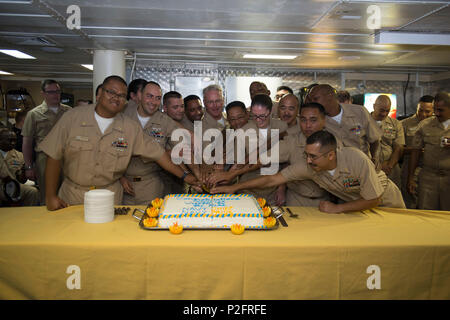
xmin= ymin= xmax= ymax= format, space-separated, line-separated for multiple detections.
xmin=0 ymin=149 xmax=23 ymax=180
xmin=411 ymin=116 xmax=450 ymax=172
xmin=123 ymin=105 xmax=181 ymax=177
xmin=376 ymin=116 xmax=405 ymax=162
xmin=281 ymin=147 xmax=404 ymax=208
xmin=286 ymin=118 xmax=301 ymax=136
xmin=202 ymin=111 xmax=229 ymax=132
xmin=238 ymin=119 xmax=288 ymax=197
xmin=325 ymin=103 xmax=381 ymax=156
xmin=22 ymin=101 xmax=71 ymax=152
xmin=401 ymin=114 xmax=421 ymax=147
xmin=40 ymin=104 xmax=165 ymax=188
xmin=179 ymin=115 xmax=195 ymax=132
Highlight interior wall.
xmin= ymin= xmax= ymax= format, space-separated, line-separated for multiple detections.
xmin=132 ymin=62 xmax=446 ymax=117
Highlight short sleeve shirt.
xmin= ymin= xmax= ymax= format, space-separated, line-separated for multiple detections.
xmin=39 ymin=104 xmax=165 ymax=187
xmin=21 ymin=101 xmax=71 ymax=152
xmin=325 ymin=103 xmax=381 ymax=156
xmin=281 ymin=147 xmax=387 ymax=202
xmin=410 ymin=116 xmax=450 ymax=171
xmin=123 ymin=105 xmax=181 ymax=176
xmin=377 ymin=116 xmax=405 ymax=162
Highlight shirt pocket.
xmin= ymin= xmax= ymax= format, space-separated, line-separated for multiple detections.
xmin=104 ymin=148 xmax=130 ymax=173
xmin=65 ymin=140 xmax=94 ymax=174
xmin=36 ymin=119 xmax=52 ymax=137
xmin=423 ymin=133 xmax=440 ymax=146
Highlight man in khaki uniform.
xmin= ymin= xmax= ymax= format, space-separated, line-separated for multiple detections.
xmin=371 ymin=95 xmax=404 ymax=188
xmin=239 ymin=94 xmax=287 ymax=205
xmin=0 ymin=128 xmax=39 ymax=206
xmin=306 ymin=84 xmax=381 ymax=162
xmin=121 ymin=82 xmax=183 ymax=204
xmin=161 ymin=90 xmax=190 ymax=195
xmin=212 ymin=131 xmax=405 ymax=212
xmin=183 ymin=95 xmax=204 ymax=132
xmin=400 ymin=95 xmax=434 ymax=208
xmin=278 ymin=94 xmax=301 ymax=136
xmin=408 ymin=91 xmax=450 ymax=211
xmin=277 ymin=102 xmax=331 ymax=207
xmin=40 ymin=76 xmax=199 ymax=211
xmin=22 ymin=79 xmax=71 ymax=204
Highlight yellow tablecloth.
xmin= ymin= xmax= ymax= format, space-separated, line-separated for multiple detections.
xmin=0 ymin=205 xmax=449 ymax=300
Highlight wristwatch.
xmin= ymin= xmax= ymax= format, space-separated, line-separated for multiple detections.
xmin=181 ymin=171 xmax=191 ymax=182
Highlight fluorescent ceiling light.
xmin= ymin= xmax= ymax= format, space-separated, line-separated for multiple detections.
xmin=81 ymin=64 xmax=93 ymax=70
xmin=340 ymin=15 xmax=361 ymax=20
xmin=0 ymin=70 xmax=13 ymax=75
xmin=0 ymin=49 xmax=35 ymax=59
xmin=243 ymin=54 xmax=297 ymax=60
xmin=374 ymin=31 xmax=450 ymax=46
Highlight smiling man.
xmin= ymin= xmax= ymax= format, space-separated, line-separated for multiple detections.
xmin=121 ymin=81 xmax=185 ymax=204
xmin=40 ymin=75 xmax=199 ymax=211
xmin=212 ymin=131 xmax=405 ymax=213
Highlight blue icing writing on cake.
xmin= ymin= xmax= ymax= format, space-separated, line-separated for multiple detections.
xmin=158 ymin=194 xmax=264 ymax=228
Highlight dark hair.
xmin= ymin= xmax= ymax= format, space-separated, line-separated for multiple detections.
xmin=306 ymin=130 xmax=337 ymax=150
xmin=41 ymin=79 xmax=59 ymax=92
xmin=127 ymin=78 xmax=147 ymax=100
xmin=102 ymin=75 xmax=127 ymax=87
xmin=226 ymin=101 xmax=246 ymax=113
xmin=337 ymin=90 xmax=351 ymax=103
xmin=300 ymin=102 xmax=326 ymax=116
xmin=95 ymin=84 xmax=103 ymax=97
xmin=14 ymin=111 xmax=27 ymax=122
xmin=433 ymin=92 xmax=449 ymax=106
xmin=163 ymin=91 xmax=182 ymax=105
xmin=418 ymin=95 xmax=434 ymax=103
xmin=277 ymin=86 xmax=293 ymax=94
xmin=251 ymin=94 xmax=272 ymax=111
xmin=184 ymin=95 xmax=201 ymax=106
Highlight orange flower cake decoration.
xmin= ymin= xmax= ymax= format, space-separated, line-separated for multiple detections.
xmin=230 ymin=223 xmax=245 ymax=235
xmin=143 ymin=217 xmax=158 ymax=228
xmin=263 ymin=217 xmax=276 ymax=228
xmin=146 ymin=206 xmax=159 ymax=218
xmin=151 ymin=197 xmax=163 ymax=209
xmin=257 ymin=197 xmax=266 ymax=208
xmin=169 ymin=222 xmax=183 ymax=234
xmin=262 ymin=206 xmax=271 ymax=217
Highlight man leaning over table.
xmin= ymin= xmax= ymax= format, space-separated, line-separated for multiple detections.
xmin=211 ymin=131 xmax=405 ymax=213
xmin=39 ymin=75 xmax=200 ymax=211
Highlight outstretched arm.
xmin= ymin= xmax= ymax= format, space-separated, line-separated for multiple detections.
xmin=210 ymin=172 xmax=287 ymax=195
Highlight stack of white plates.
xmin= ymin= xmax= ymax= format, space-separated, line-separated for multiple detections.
xmin=84 ymin=189 xmax=115 ymax=223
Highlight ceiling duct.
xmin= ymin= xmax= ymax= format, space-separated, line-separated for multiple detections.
xmin=1 ymin=35 xmax=56 ymax=46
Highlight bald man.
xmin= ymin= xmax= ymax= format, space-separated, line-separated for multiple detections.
xmin=306 ymin=84 xmax=381 ymax=164
xmin=371 ymin=95 xmax=404 ymax=188
xmin=278 ymin=94 xmax=301 ymax=136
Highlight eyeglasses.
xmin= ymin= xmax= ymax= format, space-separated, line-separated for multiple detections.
xmin=228 ymin=115 xmax=247 ymax=122
xmin=303 ymin=150 xmax=329 ymax=161
xmin=250 ymin=113 xmax=270 ymax=121
xmin=205 ymin=99 xmax=223 ymax=106
xmin=44 ymin=90 xmax=61 ymax=95
xmin=103 ymin=88 xmax=127 ymax=101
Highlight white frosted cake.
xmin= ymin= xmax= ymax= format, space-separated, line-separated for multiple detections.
xmin=158 ymin=194 xmax=265 ymax=228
